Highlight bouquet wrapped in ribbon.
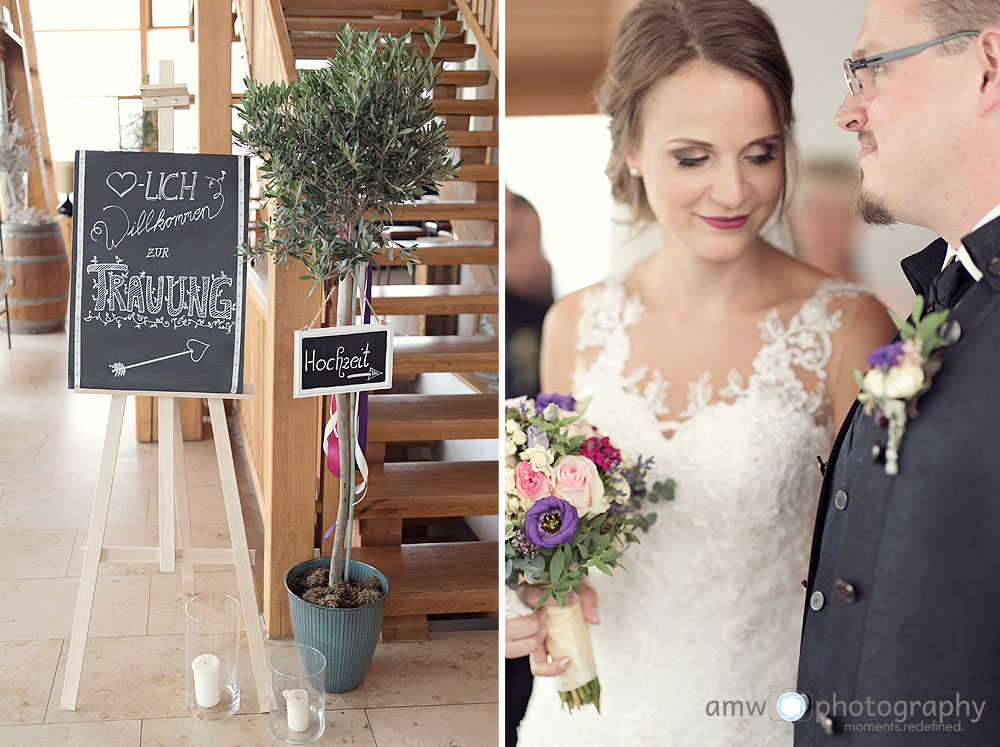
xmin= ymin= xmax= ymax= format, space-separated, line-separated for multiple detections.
xmin=504 ymin=393 xmax=674 ymax=712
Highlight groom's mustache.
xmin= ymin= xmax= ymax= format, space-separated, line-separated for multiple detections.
xmin=858 ymin=128 xmax=877 ymax=151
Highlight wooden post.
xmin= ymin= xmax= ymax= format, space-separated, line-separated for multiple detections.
xmin=196 ymin=0 xmax=233 ymax=154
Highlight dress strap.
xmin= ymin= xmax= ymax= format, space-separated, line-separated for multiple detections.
xmin=574 ymin=276 xmax=643 ymax=354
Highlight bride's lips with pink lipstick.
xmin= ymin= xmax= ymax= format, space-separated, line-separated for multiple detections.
xmin=699 ymin=214 xmax=750 ymax=230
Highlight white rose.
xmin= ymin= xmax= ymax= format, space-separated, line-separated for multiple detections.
xmin=504 ymin=467 xmax=517 ymax=496
xmin=506 ymin=454 xmax=518 ymax=468
xmin=505 ymin=439 xmax=518 ymax=457
xmin=884 ymin=364 xmax=925 ymax=399
xmin=506 ymin=496 xmax=521 ymax=512
xmin=505 ymin=420 xmax=528 ymax=445
xmin=520 ymin=445 xmax=554 ymax=473
xmin=862 ymin=369 xmax=886 ymax=397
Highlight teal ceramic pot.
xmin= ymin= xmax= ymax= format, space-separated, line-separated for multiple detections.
xmin=285 ymin=558 xmax=389 ymax=693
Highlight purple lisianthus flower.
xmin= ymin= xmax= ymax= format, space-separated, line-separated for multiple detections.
xmin=866 ymin=341 xmax=904 ymax=369
xmin=527 ymin=424 xmax=549 ymax=449
xmin=536 ymin=392 xmax=575 ymax=413
xmin=524 ymin=496 xmax=579 ymax=548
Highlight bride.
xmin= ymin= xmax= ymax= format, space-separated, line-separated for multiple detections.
xmin=507 ymin=1 xmax=896 ymax=745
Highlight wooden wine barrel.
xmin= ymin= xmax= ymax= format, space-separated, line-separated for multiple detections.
xmin=0 ymin=221 xmax=69 ymax=334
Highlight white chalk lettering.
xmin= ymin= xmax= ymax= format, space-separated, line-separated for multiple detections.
xmin=86 ymin=259 xmax=236 ymax=332
xmin=303 ymin=342 xmax=373 ymax=376
xmin=91 ymin=170 xmax=224 ymax=251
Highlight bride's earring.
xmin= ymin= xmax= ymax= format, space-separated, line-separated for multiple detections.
xmin=629 ymin=167 xmax=640 ymax=177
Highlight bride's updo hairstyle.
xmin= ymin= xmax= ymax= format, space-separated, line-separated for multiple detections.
xmin=599 ymin=0 xmax=794 ymax=224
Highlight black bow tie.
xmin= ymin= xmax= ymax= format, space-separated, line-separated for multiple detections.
xmin=926 ymin=258 xmax=975 ymax=312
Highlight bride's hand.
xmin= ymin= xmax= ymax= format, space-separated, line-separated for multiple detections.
xmin=510 ymin=583 xmax=600 ymax=677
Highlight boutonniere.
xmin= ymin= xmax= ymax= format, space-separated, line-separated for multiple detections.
xmin=855 ymin=295 xmax=949 ymax=475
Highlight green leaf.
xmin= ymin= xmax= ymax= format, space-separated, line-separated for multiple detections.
xmin=887 ymin=307 xmax=907 ymax=331
xmin=912 ymin=295 xmax=924 ymax=323
xmin=549 ymin=548 xmax=565 ymax=585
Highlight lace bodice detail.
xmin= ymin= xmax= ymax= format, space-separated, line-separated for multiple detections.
xmin=517 ymin=277 xmax=868 ymax=747
xmin=575 ymin=276 xmax=860 ymax=433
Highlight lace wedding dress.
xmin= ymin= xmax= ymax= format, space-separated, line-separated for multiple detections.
xmin=515 ymin=276 xmax=866 ymax=747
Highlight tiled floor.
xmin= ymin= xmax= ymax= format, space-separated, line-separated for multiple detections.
xmin=0 ymin=331 xmax=499 ymax=746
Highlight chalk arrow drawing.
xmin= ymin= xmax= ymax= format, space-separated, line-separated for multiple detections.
xmin=346 ymin=367 xmax=383 ymax=382
xmin=110 ymin=339 xmax=210 ymax=377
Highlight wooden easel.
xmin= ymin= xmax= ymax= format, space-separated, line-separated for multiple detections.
xmin=60 ymin=61 xmax=268 ymax=713
xmin=60 ymin=391 xmax=269 ymax=713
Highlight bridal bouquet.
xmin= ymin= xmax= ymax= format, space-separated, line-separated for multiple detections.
xmin=504 ymin=393 xmax=674 ymax=712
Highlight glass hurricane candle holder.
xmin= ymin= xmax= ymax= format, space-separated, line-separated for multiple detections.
xmin=184 ymin=593 xmax=241 ymax=720
xmin=269 ymin=643 xmax=326 ymax=743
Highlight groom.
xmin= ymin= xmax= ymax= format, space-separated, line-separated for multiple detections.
xmin=795 ymin=1 xmax=1000 ymax=743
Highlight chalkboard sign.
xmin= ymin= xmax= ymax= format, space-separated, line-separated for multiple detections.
xmin=67 ymin=150 xmax=250 ymax=394
xmin=294 ymin=323 xmax=393 ymax=398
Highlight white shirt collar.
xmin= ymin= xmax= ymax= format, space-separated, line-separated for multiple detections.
xmin=942 ymin=202 xmax=1000 ymax=281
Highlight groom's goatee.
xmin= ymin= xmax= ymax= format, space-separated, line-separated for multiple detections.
xmin=852 ymin=182 xmax=897 ymax=226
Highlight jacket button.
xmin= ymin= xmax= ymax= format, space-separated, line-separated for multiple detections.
xmin=835 ymin=579 xmax=857 ymax=603
xmin=820 ymin=714 xmax=836 ymax=735
xmin=940 ymin=320 xmax=961 ymax=345
xmin=989 ymin=256 xmax=1000 ymax=277
xmin=810 ymin=591 xmax=825 ymax=611
xmin=834 ymin=490 xmax=848 ymax=510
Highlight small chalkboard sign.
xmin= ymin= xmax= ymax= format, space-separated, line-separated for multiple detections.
xmin=68 ymin=150 xmax=250 ymax=394
xmin=293 ymin=323 xmax=393 ymax=398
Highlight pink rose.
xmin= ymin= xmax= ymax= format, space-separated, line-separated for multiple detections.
xmin=515 ymin=461 xmax=551 ymax=503
xmin=552 ymin=455 xmax=607 ymax=516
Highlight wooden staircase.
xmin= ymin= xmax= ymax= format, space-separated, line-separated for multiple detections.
xmin=242 ymin=0 xmax=500 ymax=641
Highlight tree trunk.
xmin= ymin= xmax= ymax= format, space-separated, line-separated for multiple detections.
xmin=329 ymin=273 xmax=355 ymax=585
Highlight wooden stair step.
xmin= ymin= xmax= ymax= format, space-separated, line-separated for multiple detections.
xmin=437 ymin=70 xmax=491 ymax=87
xmin=374 ymin=240 xmax=498 ymax=266
xmin=454 ymin=164 xmax=497 ymax=182
xmin=285 ymin=17 xmax=464 ymax=34
xmin=432 ymin=98 xmax=497 ymax=116
xmin=387 ymin=201 xmax=498 ymax=220
xmin=357 ymin=461 xmax=497 ymax=518
xmin=445 ymin=129 xmax=497 ymax=147
xmin=367 ymin=393 xmax=497 ymax=441
xmin=349 ymin=541 xmax=497 ymax=616
xmin=371 ymin=283 xmax=498 ymax=314
xmin=292 ymin=40 xmax=476 ymax=61
xmin=393 ymin=335 xmax=497 ymax=374
xmin=283 ymin=0 xmax=452 ymax=11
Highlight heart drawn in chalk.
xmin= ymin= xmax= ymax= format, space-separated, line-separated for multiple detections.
xmin=106 ymin=171 xmax=137 ymax=198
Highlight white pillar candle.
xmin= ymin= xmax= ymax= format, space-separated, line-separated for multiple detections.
xmin=283 ymin=688 xmax=310 ymax=732
xmin=191 ymin=653 xmax=221 ymax=708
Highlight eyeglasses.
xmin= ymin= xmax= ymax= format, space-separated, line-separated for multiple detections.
xmin=843 ymin=31 xmax=979 ymax=96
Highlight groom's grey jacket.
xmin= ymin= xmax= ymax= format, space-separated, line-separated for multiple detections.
xmin=794 ymin=215 xmax=1000 ymax=745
